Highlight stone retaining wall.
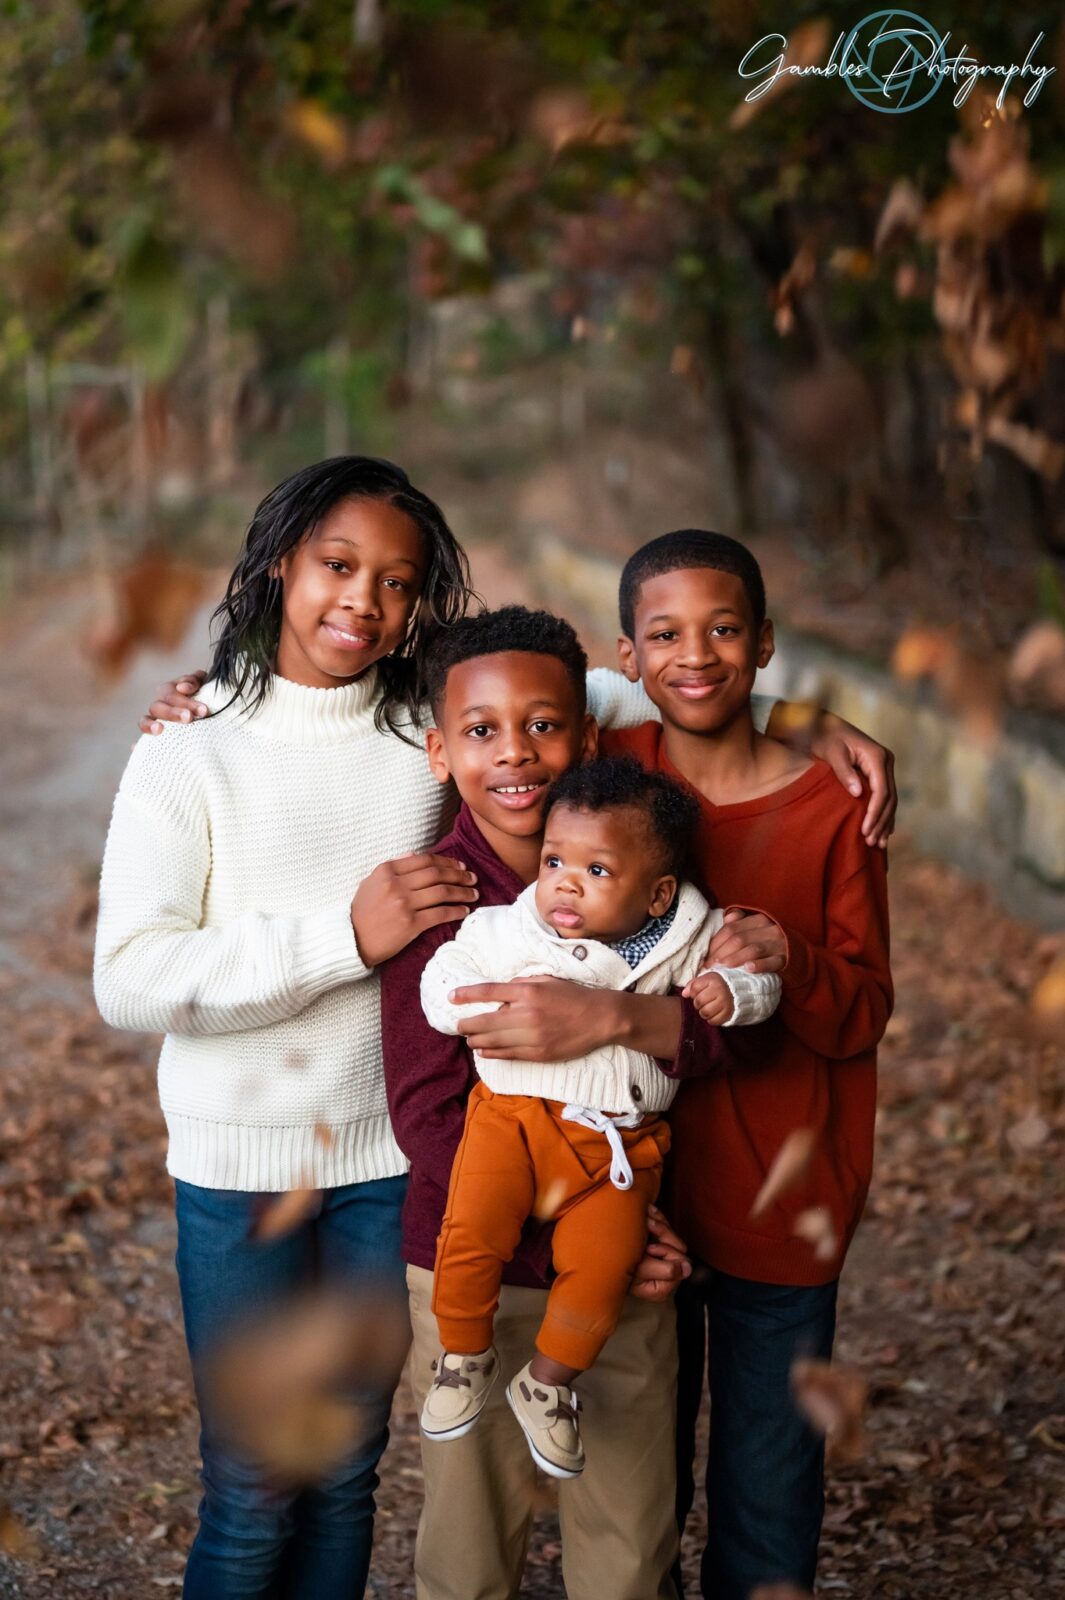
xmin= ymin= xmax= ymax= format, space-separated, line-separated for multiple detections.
xmin=528 ymin=535 xmax=1065 ymax=930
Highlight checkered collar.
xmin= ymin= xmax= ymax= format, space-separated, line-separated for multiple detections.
xmin=607 ymin=898 xmax=679 ymax=969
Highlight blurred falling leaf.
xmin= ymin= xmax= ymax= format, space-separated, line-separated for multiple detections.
xmin=85 ymin=551 xmax=207 ymax=680
xmin=763 ymin=701 xmax=819 ymax=741
xmin=891 ymin=624 xmax=1003 ymax=744
xmin=533 ymin=1179 xmax=567 ymax=1221
xmin=874 ymin=179 xmax=924 ymax=254
xmin=283 ymin=100 xmax=351 ymax=168
xmin=251 ymin=1188 xmax=322 ymax=1242
xmin=792 ymin=1205 xmax=840 ymax=1263
xmin=528 ymin=89 xmax=631 ymax=155
xmin=1007 ymin=1109 xmax=1050 ymax=1154
xmin=827 ymin=247 xmax=874 ymax=281
xmin=749 ymin=1128 xmax=817 ymax=1219
xmin=1032 ymin=959 xmax=1065 ymax=1029
xmin=1009 ymin=621 xmax=1065 ymax=712
xmin=791 ymin=1358 xmax=868 ymax=1462
xmin=771 ymin=244 xmax=816 ymax=337
xmin=0 ymin=1502 xmax=38 ymax=1558
xmin=730 ymin=20 xmax=830 ymax=129
xmin=204 ymin=1287 xmax=410 ymax=1483
xmin=985 ymin=416 xmax=1065 ymax=481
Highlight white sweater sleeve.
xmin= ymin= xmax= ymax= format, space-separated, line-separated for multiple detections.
xmin=586 ymin=667 xmax=776 ymax=734
xmin=94 ymin=785 xmax=367 ymax=1039
xmin=419 ymin=909 xmax=523 ymax=1034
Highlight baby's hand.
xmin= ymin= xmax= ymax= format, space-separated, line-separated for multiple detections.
xmin=685 ymin=970 xmax=734 ymax=1026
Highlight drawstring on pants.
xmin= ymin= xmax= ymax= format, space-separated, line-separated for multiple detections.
xmin=560 ymin=1104 xmax=644 ymax=1190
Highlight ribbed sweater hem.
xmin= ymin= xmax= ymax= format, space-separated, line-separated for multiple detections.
xmin=164 ymin=1110 xmax=408 ymax=1192
xmin=687 ymin=1216 xmax=861 ymax=1288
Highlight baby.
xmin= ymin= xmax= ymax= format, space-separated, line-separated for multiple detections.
xmin=418 ymin=756 xmax=781 ymax=1478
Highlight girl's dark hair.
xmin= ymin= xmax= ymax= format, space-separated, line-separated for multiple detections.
xmin=208 ymin=456 xmax=477 ymax=740
xmin=544 ymin=755 xmax=700 ymax=880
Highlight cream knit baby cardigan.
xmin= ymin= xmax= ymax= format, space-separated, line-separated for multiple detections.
xmin=93 ymin=668 xmax=451 ymax=1192
xmin=420 ymin=882 xmax=781 ymax=1116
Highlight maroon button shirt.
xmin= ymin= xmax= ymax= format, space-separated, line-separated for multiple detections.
xmin=379 ymin=802 xmax=768 ymax=1289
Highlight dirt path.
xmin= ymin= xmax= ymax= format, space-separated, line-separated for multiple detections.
xmin=1 ymin=561 xmax=1063 ymax=1599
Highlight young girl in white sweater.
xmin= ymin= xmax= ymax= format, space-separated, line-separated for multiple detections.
xmin=94 ymin=456 xmax=480 ymax=1600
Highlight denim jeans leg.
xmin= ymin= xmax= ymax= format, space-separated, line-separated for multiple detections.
xmin=671 ymin=1275 xmax=711 ymax=1599
xmin=284 ymin=1174 xmax=409 ymax=1600
xmin=175 ymin=1179 xmax=316 ymax=1600
xmin=702 ymin=1272 xmax=839 ymax=1600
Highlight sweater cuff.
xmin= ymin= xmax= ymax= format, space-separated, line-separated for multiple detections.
xmin=712 ymin=965 xmax=782 ymax=1027
xmin=291 ymin=903 xmax=370 ymax=999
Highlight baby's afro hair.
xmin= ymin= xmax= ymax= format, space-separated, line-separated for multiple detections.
xmin=544 ymin=755 xmax=700 ymax=880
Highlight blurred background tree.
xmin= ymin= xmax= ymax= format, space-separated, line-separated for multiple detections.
xmin=1 ymin=0 xmax=1064 ymax=684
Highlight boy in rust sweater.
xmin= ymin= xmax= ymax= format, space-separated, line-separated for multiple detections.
xmin=601 ymin=530 xmax=893 ymax=1600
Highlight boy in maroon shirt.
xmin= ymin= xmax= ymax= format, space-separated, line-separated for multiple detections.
xmin=379 ymin=605 xmax=894 ymax=1600
xmin=382 ymin=607 xmax=741 ymax=1600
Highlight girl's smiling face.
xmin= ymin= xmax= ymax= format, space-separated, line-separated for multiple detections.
xmin=274 ymin=497 xmax=426 ymax=688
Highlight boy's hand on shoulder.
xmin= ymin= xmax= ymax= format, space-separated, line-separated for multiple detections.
xmin=452 ymin=976 xmax=618 ymax=1060
xmin=139 ymin=669 xmax=210 ymax=735
xmin=683 ymin=971 xmax=734 ymax=1025
xmin=702 ymin=909 xmax=787 ymax=974
xmin=630 ymin=1206 xmax=692 ymax=1301
xmin=351 ymin=853 xmax=479 ymax=967
xmin=809 ymin=712 xmax=896 ymax=848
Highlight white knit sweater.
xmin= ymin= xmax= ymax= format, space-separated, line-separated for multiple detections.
xmin=93 ymin=668 xmax=451 ymax=1192
xmin=420 ymin=883 xmax=781 ymax=1116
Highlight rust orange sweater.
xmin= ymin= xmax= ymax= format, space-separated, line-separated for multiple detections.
xmin=602 ymin=723 xmax=892 ymax=1286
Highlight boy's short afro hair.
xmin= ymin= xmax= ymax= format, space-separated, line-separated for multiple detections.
xmin=423 ymin=605 xmax=588 ymax=714
xmin=619 ymin=529 xmax=766 ymax=637
xmin=544 ymin=755 xmax=700 ymax=880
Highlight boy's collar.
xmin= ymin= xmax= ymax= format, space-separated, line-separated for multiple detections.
xmin=450 ymin=803 xmax=528 ymax=894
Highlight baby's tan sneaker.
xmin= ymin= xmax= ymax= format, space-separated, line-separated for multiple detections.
xmin=506 ymin=1361 xmax=585 ymax=1478
xmin=420 ymin=1348 xmax=498 ymax=1441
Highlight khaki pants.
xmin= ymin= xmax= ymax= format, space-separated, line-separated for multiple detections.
xmin=407 ymin=1263 xmax=679 ymax=1600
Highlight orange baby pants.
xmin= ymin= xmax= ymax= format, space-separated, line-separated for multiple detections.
xmin=432 ymin=1082 xmax=671 ymax=1371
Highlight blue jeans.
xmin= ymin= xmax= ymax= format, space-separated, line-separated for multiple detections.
xmin=674 ymin=1268 xmax=839 ymax=1600
xmin=174 ymin=1175 xmax=409 ymax=1600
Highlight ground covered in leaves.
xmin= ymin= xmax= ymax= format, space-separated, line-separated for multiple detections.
xmin=1 ymin=576 xmax=1063 ymax=1598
